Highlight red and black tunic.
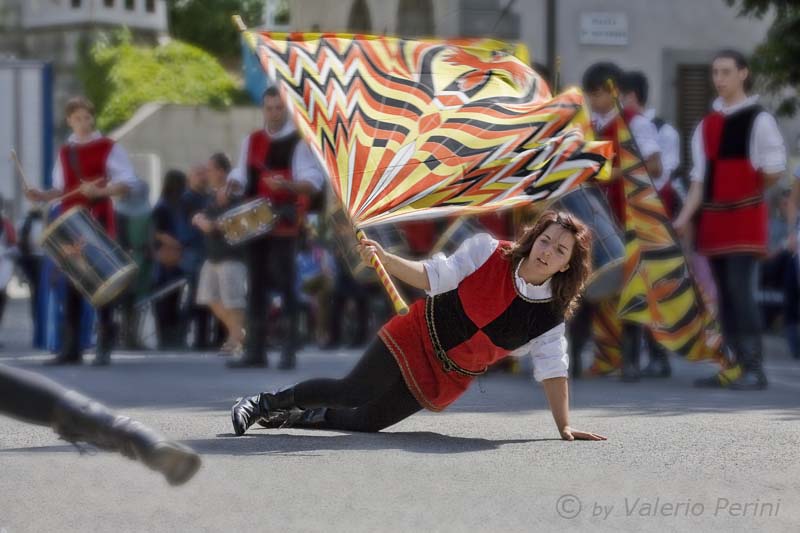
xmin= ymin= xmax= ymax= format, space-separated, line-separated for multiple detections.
xmin=58 ymin=137 xmax=117 ymax=237
xmin=245 ymin=129 xmax=308 ymax=237
xmin=696 ymin=106 xmax=767 ymax=256
xmin=378 ymin=242 xmax=564 ymax=411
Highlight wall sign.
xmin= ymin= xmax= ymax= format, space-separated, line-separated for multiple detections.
xmin=580 ymin=12 xmax=629 ymax=46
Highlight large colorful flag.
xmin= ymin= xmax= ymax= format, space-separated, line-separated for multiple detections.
xmin=594 ymin=99 xmax=727 ymax=367
xmin=241 ymin=30 xmax=612 ymax=229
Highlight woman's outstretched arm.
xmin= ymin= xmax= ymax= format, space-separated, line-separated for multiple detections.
xmin=542 ymin=377 xmax=607 ymax=441
xmin=358 ymin=238 xmax=431 ymax=291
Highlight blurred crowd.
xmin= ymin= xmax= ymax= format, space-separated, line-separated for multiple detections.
xmin=0 ymin=51 xmax=798 ymax=385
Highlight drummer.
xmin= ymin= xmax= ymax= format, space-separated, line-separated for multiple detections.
xmin=225 ymin=86 xmax=325 ymax=369
xmin=25 ymin=96 xmax=141 ymax=366
xmin=581 ymin=64 xmax=662 ymax=382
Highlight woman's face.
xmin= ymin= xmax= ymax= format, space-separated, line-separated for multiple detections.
xmin=527 ymin=223 xmax=576 ymax=278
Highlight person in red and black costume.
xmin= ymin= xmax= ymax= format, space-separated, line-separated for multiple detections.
xmin=579 ymin=63 xmax=663 ymax=382
xmin=25 ymin=96 xmax=140 ymax=366
xmin=674 ymin=50 xmax=786 ymax=390
xmin=226 ymin=87 xmax=325 ymax=369
xmin=230 ymin=210 xmax=607 ymax=442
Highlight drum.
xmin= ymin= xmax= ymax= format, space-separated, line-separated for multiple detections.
xmin=218 ymin=198 xmax=275 ymax=245
xmin=40 ymin=206 xmax=138 ymax=307
xmin=550 ymin=184 xmax=625 ymax=302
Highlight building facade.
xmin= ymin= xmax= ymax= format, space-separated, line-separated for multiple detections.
xmin=0 ymin=0 xmax=167 ymax=128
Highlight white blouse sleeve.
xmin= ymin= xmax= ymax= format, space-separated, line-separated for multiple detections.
xmin=510 ymin=322 xmax=569 ymax=382
xmin=291 ymin=140 xmax=326 ymax=192
xmin=689 ymin=123 xmax=707 ymax=183
xmin=106 ymin=143 xmax=140 ymax=187
xmin=421 ymin=233 xmax=498 ymax=296
xmin=228 ymin=136 xmax=250 ymax=188
xmin=51 ymin=157 xmax=64 ymax=191
xmin=751 ymin=111 xmax=786 ymax=174
xmin=629 ymin=115 xmax=661 ymax=160
xmin=660 ymin=123 xmax=681 ymax=178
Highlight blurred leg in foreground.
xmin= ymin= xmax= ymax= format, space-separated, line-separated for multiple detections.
xmin=0 ymin=364 xmax=201 ymax=485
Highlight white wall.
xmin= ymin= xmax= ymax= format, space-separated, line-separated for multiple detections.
xmin=110 ymin=104 xmax=263 ymax=200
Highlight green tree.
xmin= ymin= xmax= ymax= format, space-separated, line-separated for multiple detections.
xmin=726 ymin=0 xmax=800 ymax=115
xmin=167 ymin=0 xmax=266 ymax=61
xmin=78 ymin=30 xmax=240 ymax=131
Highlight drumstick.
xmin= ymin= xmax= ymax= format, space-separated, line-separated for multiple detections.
xmin=356 ymin=229 xmax=409 ymax=316
xmin=47 ymin=178 xmax=104 ymax=207
xmin=9 ymin=149 xmax=31 ymax=192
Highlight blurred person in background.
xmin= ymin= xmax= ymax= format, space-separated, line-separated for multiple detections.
xmin=582 ymin=62 xmax=663 ymax=382
xmin=152 ymin=169 xmax=188 ymax=349
xmin=226 ymin=86 xmax=325 ymax=369
xmin=674 ymin=49 xmax=787 ymax=389
xmin=619 ymin=70 xmax=677 ymax=378
xmin=17 ymin=205 xmax=46 ymax=346
xmin=180 ymin=164 xmax=211 ymax=350
xmin=192 ymin=153 xmax=247 ymax=356
xmin=295 ymin=222 xmax=335 ymax=347
xmin=114 ymin=180 xmax=152 ymax=350
xmin=24 ymin=96 xmax=140 ymax=366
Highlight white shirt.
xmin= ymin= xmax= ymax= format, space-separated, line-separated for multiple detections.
xmin=228 ymin=120 xmax=326 ymax=191
xmin=51 ymin=131 xmax=138 ymax=191
xmin=592 ymin=109 xmax=662 ymax=159
xmin=645 ymin=109 xmax=681 ymax=190
xmin=690 ymin=95 xmax=787 ymax=183
xmin=421 ymin=233 xmax=569 ymax=382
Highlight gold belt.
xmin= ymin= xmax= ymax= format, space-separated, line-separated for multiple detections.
xmin=424 ymin=296 xmax=487 ymax=377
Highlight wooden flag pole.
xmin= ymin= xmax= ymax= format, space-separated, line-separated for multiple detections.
xmin=356 ymin=229 xmax=409 ymax=316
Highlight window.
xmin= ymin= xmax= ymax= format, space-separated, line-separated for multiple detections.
xmin=125 ymin=0 xmax=135 ymax=11
xmin=104 ymin=0 xmax=114 ymax=7
xmin=676 ymin=64 xmax=715 ymax=177
xmin=71 ymin=0 xmax=82 ymax=8
xmin=145 ymin=0 xmax=155 ymax=12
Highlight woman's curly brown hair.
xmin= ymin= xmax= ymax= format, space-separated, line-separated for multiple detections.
xmin=503 ymin=210 xmax=592 ymax=319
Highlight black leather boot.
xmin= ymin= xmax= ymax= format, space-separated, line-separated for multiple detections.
xmin=255 ymin=388 xmax=301 ymax=429
xmin=231 ymin=388 xmax=297 ymax=435
xmin=51 ymin=390 xmax=201 ymax=485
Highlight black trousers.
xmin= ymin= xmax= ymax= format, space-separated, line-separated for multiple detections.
xmin=0 ymin=364 xmax=62 ymax=426
xmin=245 ymin=236 xmax=299 ymax=361
xmin=290 ymin=339 xmax=422 ymax=432
xmin=709 ymin=254 xmax=763 ymax=371
xmin=62 ymin=284 xmax=114 ymax=359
